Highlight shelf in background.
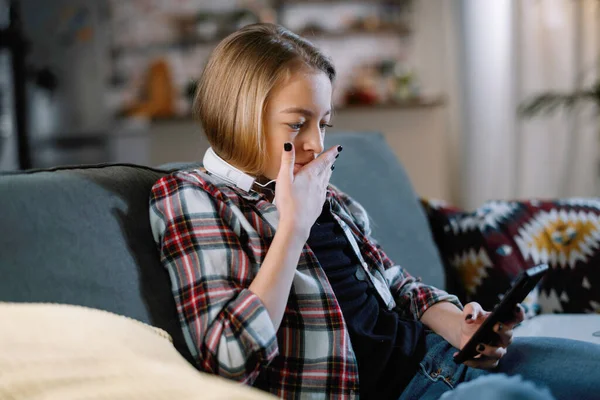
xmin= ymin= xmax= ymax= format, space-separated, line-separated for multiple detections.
xmin=111 ymin=38 xmax=218 ymax=57
xmin=276 ymin=0 xmax=409 ymax=5
xmin=299 ymin=25 xmax=411 ymax=39
xmin=336 ymin=96 xmax=445 ymax=111
xmin=111 ymin=25 xmax=410 ymax=56
xmin=143 ymin=96 xmax=445 ymax=124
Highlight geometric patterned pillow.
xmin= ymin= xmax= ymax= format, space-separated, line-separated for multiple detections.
xmin=421 ymin=198 xmax=600 ymax=315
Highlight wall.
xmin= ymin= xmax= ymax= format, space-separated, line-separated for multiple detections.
xmin=413 ymin=0 xmax=462 ymax=204
xmin=452 ymin=0 xmax=600 ymax=208
xmin=19 ymin=0 xmax=111 ymax=136
xmin=516 ymin=0 xmax=599 ymax=199
xmin=459 ymin=0 xmax=518 ymax=209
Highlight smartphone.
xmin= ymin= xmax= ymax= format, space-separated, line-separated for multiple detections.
xmin=453 ymin=263 xmax=549 ymax=364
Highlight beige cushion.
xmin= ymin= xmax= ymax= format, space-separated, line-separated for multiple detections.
xmin=0 ymin=303 xmax=275 ymax=400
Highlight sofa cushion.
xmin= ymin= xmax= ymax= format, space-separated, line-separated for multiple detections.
xmin=0 ymin=163 xmax=192 ymax=363
xmin=422 ymin=198 xmax=600 ymax=314
xmin=514 ymin=314 xmax=600 ymax=345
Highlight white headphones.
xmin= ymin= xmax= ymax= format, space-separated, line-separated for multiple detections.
xmin=202 ymin=147 xmax=276 ymax=196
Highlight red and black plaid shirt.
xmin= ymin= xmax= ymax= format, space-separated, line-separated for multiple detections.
xmin=150 ymin=169 xmax=461 ymax=399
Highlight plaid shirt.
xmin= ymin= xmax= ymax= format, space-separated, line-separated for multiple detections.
xmin=149 ymin=169 xmax=461 ymax=399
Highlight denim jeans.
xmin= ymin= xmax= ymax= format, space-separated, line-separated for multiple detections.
xmin=398 ymin=331 xmax=600 ymax=400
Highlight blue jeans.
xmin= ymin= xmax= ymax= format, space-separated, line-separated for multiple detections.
xmin=398 ymin=331 xmax=600 ymax=400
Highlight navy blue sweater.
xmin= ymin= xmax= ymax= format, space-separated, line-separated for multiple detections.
xmin=306 ymin=201 xmax=426 ymax=399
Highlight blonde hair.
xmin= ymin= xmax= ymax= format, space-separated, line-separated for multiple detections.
xmin=193 ymin=23 xmax=336 ymax=176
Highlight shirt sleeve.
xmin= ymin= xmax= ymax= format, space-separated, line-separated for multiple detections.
xmin=149 ymin=173 xmax=278 ymax=384
xmin=334 ymin=189 xmax=463 ymax=320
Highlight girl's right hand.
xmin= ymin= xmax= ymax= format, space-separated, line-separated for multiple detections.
xmin=274 ymin=142 xmax=342 ymax=239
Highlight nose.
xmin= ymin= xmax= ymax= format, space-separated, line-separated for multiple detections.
xmin=299 ymin=124 xmax=324 ymax=155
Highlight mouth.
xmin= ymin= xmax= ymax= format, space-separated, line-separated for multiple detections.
xmin=293 ymin=163 xmax=308 ymax=173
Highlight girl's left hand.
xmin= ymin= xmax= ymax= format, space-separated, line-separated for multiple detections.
xmin=454 ymin=302 xmax=526 ymax=370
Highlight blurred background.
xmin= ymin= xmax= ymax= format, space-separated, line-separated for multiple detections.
xmin=1 ymin=0 xmax=600 ymax=208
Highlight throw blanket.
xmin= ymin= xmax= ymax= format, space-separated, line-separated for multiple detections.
xmin=0 ymin=302 xmax=274 ymax=400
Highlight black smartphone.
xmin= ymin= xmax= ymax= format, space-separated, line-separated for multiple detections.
xmin=453 ymin=264 xmax=549 ymax=364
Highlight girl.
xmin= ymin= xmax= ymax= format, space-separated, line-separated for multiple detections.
xmin=150 ymin=23 xmax=599 ymax=399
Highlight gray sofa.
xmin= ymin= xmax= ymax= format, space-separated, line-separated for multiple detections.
xmin=1 ymin=132 xmax=598 ymax=369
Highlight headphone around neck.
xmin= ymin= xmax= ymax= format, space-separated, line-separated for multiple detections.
xmin=202 ymin=147 xmax=276 ymax=195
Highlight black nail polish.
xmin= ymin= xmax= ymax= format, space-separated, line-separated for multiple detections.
xmin=477 ymin=344 xmax=485 ymax=352
xmin=465 ymin=314 xmax=472 ymax=321
xmin=335 ymin=154 xmax=339 ymax=159
xmin=284 ymin=142 xmax=292 ymax=152
xmin=337 ymin=145 xmax=343 ymax=152
xmin=331 ymin=165 xmax=335 ymax=171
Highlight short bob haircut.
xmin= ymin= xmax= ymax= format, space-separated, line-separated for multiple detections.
xmin=193 ymin=23 xmax=336 ymax=176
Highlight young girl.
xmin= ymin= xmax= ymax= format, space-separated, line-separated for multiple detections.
xmin=150 ymin=23 xmax=599 ymax=399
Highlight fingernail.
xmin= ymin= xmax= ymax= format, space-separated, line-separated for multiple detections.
xmin=335 ymin=154 xmax=339 ymax=159
xmin=465 ymin=314 xmax=473 ymax=321
xmin=331 ymin=165 xmax=335 ymax=171
xmin=337 ymin=145 xmax=343 ymax=152
xmin=477 ymin=344 xmax=485 ymax=352
xmin=284 ymin=142 xmax=292 ymax=152
xmin=515 ymin=304 xmax=521 ymax=313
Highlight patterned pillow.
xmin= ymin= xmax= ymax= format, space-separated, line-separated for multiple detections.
xmin=421 ymin=198 xmax=600 ymax=315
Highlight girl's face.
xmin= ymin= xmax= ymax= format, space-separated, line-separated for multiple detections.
xmin=262 ymin=69 xmax=333 ymax=180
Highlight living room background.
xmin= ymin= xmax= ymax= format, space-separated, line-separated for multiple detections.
xmin=2 ymin=0 xmax=600 ymax=209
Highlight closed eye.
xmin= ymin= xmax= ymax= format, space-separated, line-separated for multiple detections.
xmin=287 ymin=122 xmax=333 ymax=131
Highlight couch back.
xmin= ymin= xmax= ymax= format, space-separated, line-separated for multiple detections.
xmin=0 ymin=132 xmax=445 ymax=360
xmin=0 ymin=163 xmax=196 ymax=361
